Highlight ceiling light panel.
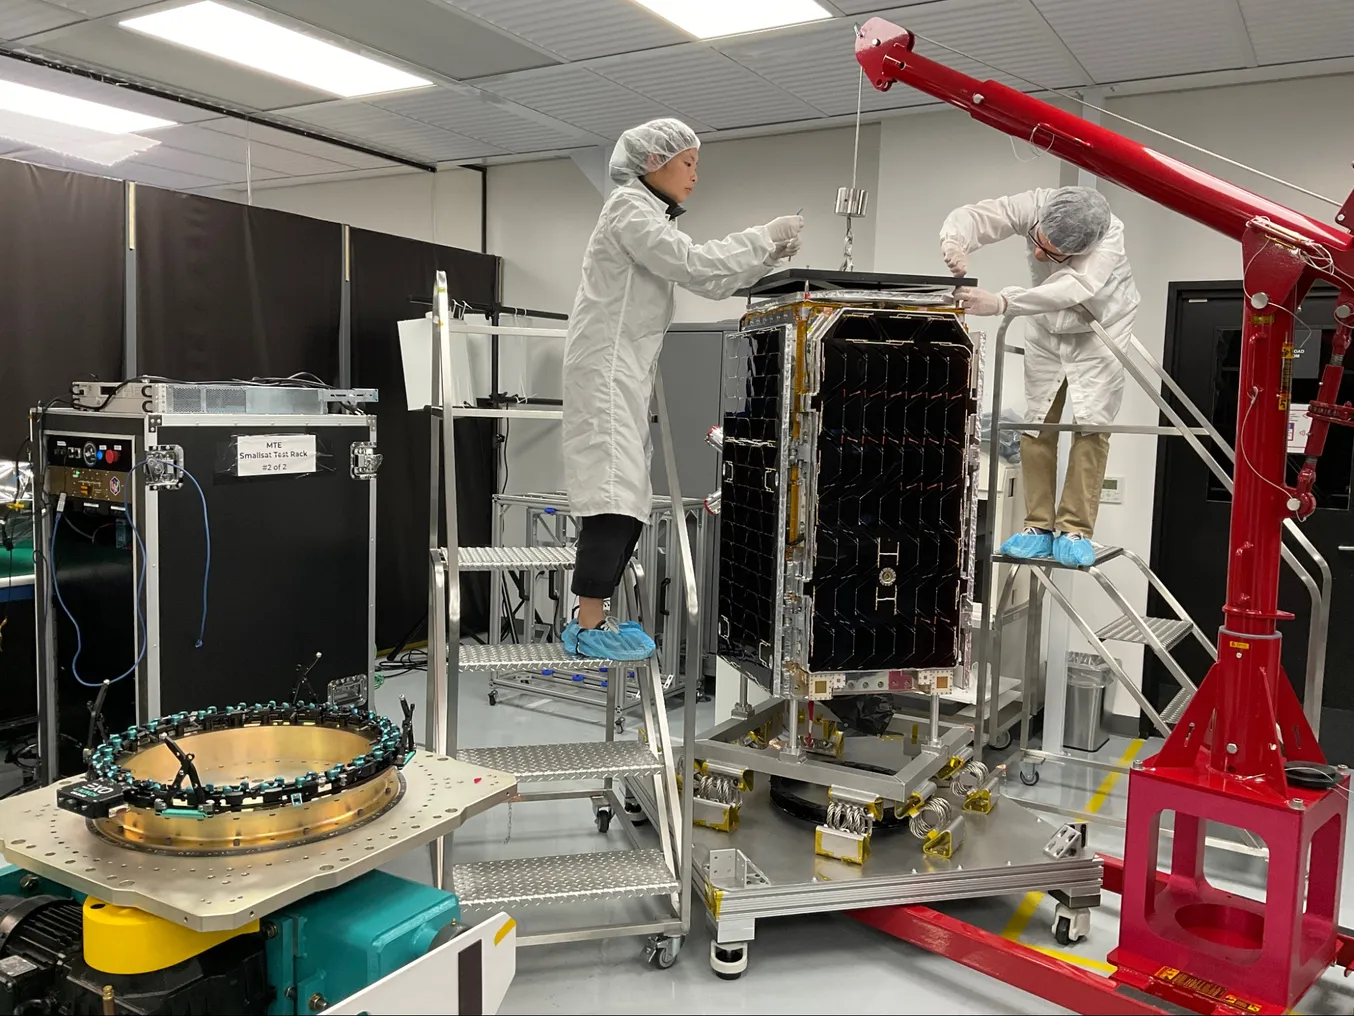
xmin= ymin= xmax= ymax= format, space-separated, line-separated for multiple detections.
xmin=473 ymin=64 xmax=708 ymax=139
xmin=628 ymin=0 xmax=831 ymax=40
xmin=373 ymin=87 xmax=587 ymax=153
xmin=442 ymin=0 xmax=686 ymax=61
xmin=591 ymin=45 xmax=819 ymax=129
xmin=0 ymin=76 xmax=175 ymax=132
xmin=121 ymin=1 xmax=432 ymax=98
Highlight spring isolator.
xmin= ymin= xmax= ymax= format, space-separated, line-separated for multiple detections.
xmin=824 ymin=800 xmax=874 ymax=836
xmin=950 ymin=760 xmax=990 ymax=798
xmin=909 ymin=795 xmax=954 ymax=840
xmin=694 ymin=771 xmax=742 ymax=808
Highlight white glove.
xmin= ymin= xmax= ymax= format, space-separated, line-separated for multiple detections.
xmin=941 ymin=240 xmax=968 ymax=277
xmin=766 ymin=237 xmax=801 ymax=265
xmin=955 ymin=286 xmax=1006 ymax=316
xmin=765 ymin=215 xmax=804 ymax=243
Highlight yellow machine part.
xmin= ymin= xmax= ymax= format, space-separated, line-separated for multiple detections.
xmin=83 ymin=898 xmax=260 ymax=975
xmin=814 ymin=827 xmax=871 ymax=865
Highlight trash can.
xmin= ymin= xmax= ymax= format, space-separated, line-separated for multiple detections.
xmin=1063 ymin=653 xmax=1111 ymax=752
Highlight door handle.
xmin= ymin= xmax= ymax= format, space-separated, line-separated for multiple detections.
xmin=1339 ymin=546 xmax=1354 ymax=553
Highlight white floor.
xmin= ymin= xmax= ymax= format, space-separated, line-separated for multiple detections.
xmin=372 ymin=669 xmax=1354 ymax=1015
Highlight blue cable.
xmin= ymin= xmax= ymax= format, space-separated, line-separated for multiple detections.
xmin=47 ymin=459 xmax=212 ymax=688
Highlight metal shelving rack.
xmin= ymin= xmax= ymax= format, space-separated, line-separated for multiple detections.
xmin=973 ymin=314 xmax=1333 ymax=783
xmin=421 ymin=272 xmax=699 ymax=959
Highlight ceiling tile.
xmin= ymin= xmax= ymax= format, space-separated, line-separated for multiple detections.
xmin=829 ymin=0 xmax=934 ymax=11
xmin=472 ymin=63 xmax=708 ymax=139
xmin=277 ymin=100 xmax=506 ymax=161
xmin=1033 ymin=0 xmax=1252 ymax=82
xmin=0 ymin=54 xmax=218 ymax=123
xmin=718 ymin=16 xmax=935 ymax=116
xmin=42 ymin=0 xmax=156 ymax=16
xmin=1238 ymin=0 xmax=1354 ymax=64
xmin=131 ymin=141 xmax=284 ymax=184
xmin=590 ymin=44 xmax=821 ymax=130
xmin=150 ymin=122 xmax=355 ymax=176
xmin=372 ymin=86 xmax=587 ymax=153
xmin=439 ymin=0 xmax=687 ymax=61
xmin=251 ymin=0 xmax=558 ymax=80
xmin=6 ymin=145 xmax=224 ymax=188
xmin=0 ymin=0 xmax=81 ymax=40
xmin=199 ymin=117 xmax=396 ymax=170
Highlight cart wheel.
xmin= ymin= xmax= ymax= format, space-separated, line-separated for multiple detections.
xmin=646 ymin=934 xmax=682 ymax=970
xmin=1055 ymin=915 xmax=1072 ymax=946
xmin=990 ymin=728 xmax=1012 ymax=751
xmin=1019 ymin=765 xmax=1040 ymax=787
xmin=710 ymin=941 xmax=748 ymax=980
xmin=488 ymin=690 xmax=498 ymax=706
xmin=595 ymin=807 xmax=613 ymax=834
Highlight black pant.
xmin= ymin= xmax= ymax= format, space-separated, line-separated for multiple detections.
xmin=572 ymin=514 xmax=644 ymax=600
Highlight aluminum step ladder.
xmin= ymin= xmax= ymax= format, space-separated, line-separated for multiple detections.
xmin=422 ymin=272 xmax=698 ymax=952
xmin=973 ymin=314 xmax=1332 ymax=778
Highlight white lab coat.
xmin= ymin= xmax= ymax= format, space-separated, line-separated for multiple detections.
xmin=563 ymin=181 xmax=776 ymax=521
xmin=940 ymin=188 xmax=1141 ymax=435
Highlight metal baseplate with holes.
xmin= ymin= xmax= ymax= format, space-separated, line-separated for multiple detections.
xmin=350 ymin=441 xmax=382 ymax=480
xmin=455 ymin=741 xmax=661 ymax=782
xmin=458 ymin=546 xmax=577 ymax=572
xmin=0 ymin=754 xmax=516 ymax=931
xmin=460 ymin=642 xmax=621 ymax=675
xmin=452 ymin=848 xmax=678 ymax=909
xmin=144 ymin=445 xmax=185 ymax=489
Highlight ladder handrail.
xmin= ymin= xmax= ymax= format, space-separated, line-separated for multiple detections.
xmin=654 ymin=373 xmax=700 ymax=624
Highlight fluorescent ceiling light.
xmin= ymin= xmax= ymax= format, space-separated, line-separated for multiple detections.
xmin=630 ymin=0 xmax=831 ymax=40
xmin=121 ymin=1 xmax=431 ymax=98
xmin=0 ymin=78 xmax=174 ymax=134
xmin=0 ymin=110 xmax=162 ymax=166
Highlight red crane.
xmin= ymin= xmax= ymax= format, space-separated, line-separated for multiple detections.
xmin=856 ymin=17 xmax=1354 ymax=1012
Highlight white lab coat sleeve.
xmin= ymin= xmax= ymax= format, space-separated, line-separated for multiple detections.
xmin=939 ymin=189 xmax=1048 ymax=253
xmin=680 ymin=260 xmax=776 ymax=301
xmin=610 ymin=194 xmax=776 ymax=290
xmin=998 ymin=219 xmax=1124 ymax=317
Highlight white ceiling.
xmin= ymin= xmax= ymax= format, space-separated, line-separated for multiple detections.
xmin=0 ymin=0 xmax=1352 ymax=193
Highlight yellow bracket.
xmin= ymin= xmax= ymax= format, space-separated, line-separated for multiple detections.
xmin=963 ymin=789 xmax=995 ymax=814
xmin=83 ymin=898 xmax=259 ymax=975
xmin=922 ymin=829 xmax=956 ymax=859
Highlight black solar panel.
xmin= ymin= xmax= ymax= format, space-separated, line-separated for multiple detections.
xmin=717 ymin=305 xmax=975 ymax=683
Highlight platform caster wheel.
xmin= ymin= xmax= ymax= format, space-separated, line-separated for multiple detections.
xmin=487 ymin=690 xmax=498 ymax=706
xmin=710 ymin=941 xmax=748 ymax=980
xmin=595 ymin=806 xmax=613 ymax=834
xmin=623 ymin=797 xmax=649 ymax=825
xmin=990 ymin=728 xmax=1012 ymax=751
xmin=645 ymin=934 xmax=682 ymax=970
xmin=1052 ymin=903 xmax=1090 ymax=946
xmin=1019 ymin=764 xmax=1040 ymax=786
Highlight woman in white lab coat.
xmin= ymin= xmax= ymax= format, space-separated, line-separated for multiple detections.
xmin=561 ymin=118 xmax=804 ymax=660
xmin=940 ymin=186 xmax=1141 ymax=568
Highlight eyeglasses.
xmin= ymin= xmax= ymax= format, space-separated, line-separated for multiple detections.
xmin=1028 ymin=226 xmax=1073 ymax=264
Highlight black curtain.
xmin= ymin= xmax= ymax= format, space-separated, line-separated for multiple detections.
xmin=0 ymin=160 xmax=124 ymax=454
xmin=135 ymin=187 xmax=342 ymax=382
xmin=349 ymin=228 xmax=499 ymax=648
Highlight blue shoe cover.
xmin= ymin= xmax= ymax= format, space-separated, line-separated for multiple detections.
xmin=999 ymin=528 xmax=1053 ymax=559
xmin=575 ymin=619 xmax=656 ymax=661
xmin=1053 ymin=533 xmax=1096 ymax=568
xmin=561 ymin=619 xmax=582 ymax=655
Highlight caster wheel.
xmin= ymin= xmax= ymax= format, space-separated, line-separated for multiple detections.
xmin=990 ymin=728 xmax=1012 ymax=751
xmin=1019 ymin=766 xmax=1040 ymax=787
xmin=1054 ymin=916 xmax=1072 ymax=946
xmin=488 ymin=690 xmax=498 ymax=706
xmin=710 ymin=941 xmax=748 ymax=980
xmin=595 ymin=807 xmax=613 ymax=834
xmin=646 ymin=934 xmax=682 ymax=970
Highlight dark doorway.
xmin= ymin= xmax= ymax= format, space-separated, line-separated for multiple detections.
xmin=1148 ymin=281 xmax=1354 ymax=762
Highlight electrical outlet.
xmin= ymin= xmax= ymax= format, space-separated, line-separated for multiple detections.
xmin=1100 ymin=476 xmax=1124 ymax=505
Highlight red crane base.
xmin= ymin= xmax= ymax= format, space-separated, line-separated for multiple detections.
xmin=1112 ymin=762 xmax=1348 ymax=1010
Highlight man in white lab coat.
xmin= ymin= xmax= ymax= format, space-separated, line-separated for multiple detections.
xmin=561 ymin=118 xmax=804 ymax=660
xmin=940 ymin=186 xmax=1140 ymax=568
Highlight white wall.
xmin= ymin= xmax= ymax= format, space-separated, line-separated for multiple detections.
xmin=241 ymin=167 xmax=484 ymax=252
xmin=872 ymin=74 xmax=1354 ymax=716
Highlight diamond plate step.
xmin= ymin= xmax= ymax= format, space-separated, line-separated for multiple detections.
xmin=456 ymin=741 xmax=661 ymax=782
xmin=1162 ymin=686 xmax=1193 ymax=725
xmin=453 ymin=849 xmax=677 ymax=909
xmin=458 ymin=546 xmax=576 ymax=571
xmin=993 ymin=543 xmax=1123 ymax=568
xmin=1095 ymin=615 xmax=1194 ymax=651
xmin=460 ymin=643 xmax=626 ymax=674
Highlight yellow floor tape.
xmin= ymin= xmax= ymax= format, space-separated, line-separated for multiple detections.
xmin=1000 ymin=738 xmax=1147 ymax=944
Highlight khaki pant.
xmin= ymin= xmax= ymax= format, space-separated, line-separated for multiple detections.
xmin=1019 ymin=381 xmax=1110 ymax=537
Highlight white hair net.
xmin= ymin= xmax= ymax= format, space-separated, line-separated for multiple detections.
xmin=1040 ymin=186 xmax=1111 ymax=255
xmin=608 ymin=118 xmax=700 ymax=184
